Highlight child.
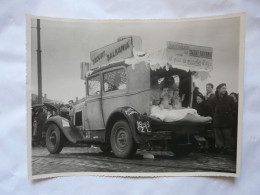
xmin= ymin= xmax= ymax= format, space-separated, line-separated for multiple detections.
xmin=172 ymin=90 xmax=185 ymax=109
xmin=159 ymin=87 xmax=173 ymax=110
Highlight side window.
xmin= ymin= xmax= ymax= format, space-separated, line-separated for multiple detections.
xmin=103 ymin=69 xmax=127 ymax=92
xmin=88 ymin=75 xmax=100 ymax=96
xmin=75 ymin=111 xmax=82 ymax=126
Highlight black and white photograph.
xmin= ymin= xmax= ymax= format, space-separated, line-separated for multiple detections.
xmin=27 ymin=13 xmax=245 ymax=179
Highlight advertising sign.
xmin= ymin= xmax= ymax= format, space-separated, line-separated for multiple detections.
xmin=90 ymin=37 xmax=133 ymax=70
xmin=167 ymin=41 xmax=213 ymax=71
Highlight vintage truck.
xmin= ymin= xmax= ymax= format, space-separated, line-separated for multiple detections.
xmin=44 ymin=36 xmax=213 ymax=158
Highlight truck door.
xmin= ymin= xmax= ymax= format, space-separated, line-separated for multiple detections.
xmin=85 ymin=74 xmax=105 ymax=130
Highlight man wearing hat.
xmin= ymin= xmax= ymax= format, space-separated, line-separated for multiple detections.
xmin=211 ymin=83 xmax=235 ymax=154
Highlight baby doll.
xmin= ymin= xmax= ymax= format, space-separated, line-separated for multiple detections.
xmin=159 ymin=87 xmax=173 ymax=110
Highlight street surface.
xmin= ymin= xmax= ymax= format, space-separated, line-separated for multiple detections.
xmin=32 ymin=146 xmax=236 ymax=175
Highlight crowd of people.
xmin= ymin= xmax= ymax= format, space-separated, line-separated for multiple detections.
xmin=193 ymin=83 xmax=239 ymax=154
xmin=151 ymin=75 xmax=239 ymax=155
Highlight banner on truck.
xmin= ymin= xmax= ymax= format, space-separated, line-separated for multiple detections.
xmin=167 ymin=41 xmax=213 ymax=71
xmin=90 ymin=37 xmax=133 ymax=69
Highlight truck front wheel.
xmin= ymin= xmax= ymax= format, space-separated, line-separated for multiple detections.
xmin=46 ymin=124 xmax=65 ymax=154
xmin=110 ymin=120 xmax=137 ymax=158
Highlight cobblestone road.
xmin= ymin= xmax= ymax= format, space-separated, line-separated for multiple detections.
xmin=32 ymin=147 xmax=236 ymax=176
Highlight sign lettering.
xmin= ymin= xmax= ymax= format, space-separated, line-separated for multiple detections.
xmin=90 ymin=38 xmax=133 ymax=69
xmin=167 ymin=41 xmax=213 ymax=71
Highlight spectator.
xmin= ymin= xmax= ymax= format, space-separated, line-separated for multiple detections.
xmin=36 ymin=107 xmax=47 ymax=146
xmin=205 ymin=83 xmax=215 ymax=104
xmin=194 ymin=93 xmax=213 ymax=152
xmin=47 ymin=110 xmax=52 ymax=119
xmin=194 ymin=93 xmax=213 ymax=117
xmin=230 ymin=92 xmax=239 ymax=142
xmin=211 ymin=83 xmax=235 ymax=154
xmin=69 ymin=100 xmax=75 ymax=121
xmin=59 ymin=104 xmax=70 ymax=120
xmin=192 ymin=85 xmax=200 ymax=108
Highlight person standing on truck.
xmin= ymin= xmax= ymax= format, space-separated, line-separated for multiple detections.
xmin=150 ymin=75 xmax=161 ymax=106
xmin=211 ymin=83 xmax=235 ymax=154
xmin=69 ymin=100 xmax=75 ymax=121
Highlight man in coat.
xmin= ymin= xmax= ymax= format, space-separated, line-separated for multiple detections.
xmin=211 ymin=83 xmax=235 ymax=154
xmin=205 ymin=83 xmax=215 ymax=104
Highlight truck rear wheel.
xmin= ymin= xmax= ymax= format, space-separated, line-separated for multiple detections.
xmin=110 ymin=120 xmax=137 ymax=158
xmin=46 ymin=124 xmax=65 ymax=154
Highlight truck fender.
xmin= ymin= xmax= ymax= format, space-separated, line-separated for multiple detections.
xmin=105 ymin=107 xmax=152 ymax=144
xmin=44 ymin=116 xmax=84 ymax=144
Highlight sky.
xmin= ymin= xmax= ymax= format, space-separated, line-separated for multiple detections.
xmin=31 ymin=17 xmax=240 ymax=103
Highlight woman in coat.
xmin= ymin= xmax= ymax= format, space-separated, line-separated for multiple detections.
xmin=194 ymin=93 xmax=213 ymax=117
xmin=211 ymin=83 xmax=235 ymax=153
xmin=194 ymin=93 xmax=213 ymax=151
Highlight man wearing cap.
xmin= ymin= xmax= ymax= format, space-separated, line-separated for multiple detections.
xmin=211 ymin=83 xmax=235 ymax=154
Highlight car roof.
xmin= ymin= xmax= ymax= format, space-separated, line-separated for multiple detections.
xmin=89 ymin=60 xmax=128 ymax=76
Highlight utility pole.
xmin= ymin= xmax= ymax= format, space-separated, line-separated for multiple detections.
xmin=36 ymin=19 xmax=42 ymax=104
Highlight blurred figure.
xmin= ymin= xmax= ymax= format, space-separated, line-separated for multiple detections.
xmin=36 ymin=106 xmax=47 ymax=146
xmin=59 ymin=104 xmax=70 ymax=120
xmin=211 ymin=83 xmax=235 ymax=154
xmin=46 ymin=110 xmax=52 ymax=119
xmin=160 ymin=87 xmax=173 ymax=110
xmin=150 ymin=74 xmax=161 ymax=106
xmin=192 ymin=84 xmax=201 ymax=108
xmin=172 ymin=90 xmax=185 ymax=109
xmin=230 ymin=92 xmax=239 ymax=146
xmin=69 ymin=100 xmax=75 ymax=121
xmin=32 ymin=109 xmax=38 ymax=146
